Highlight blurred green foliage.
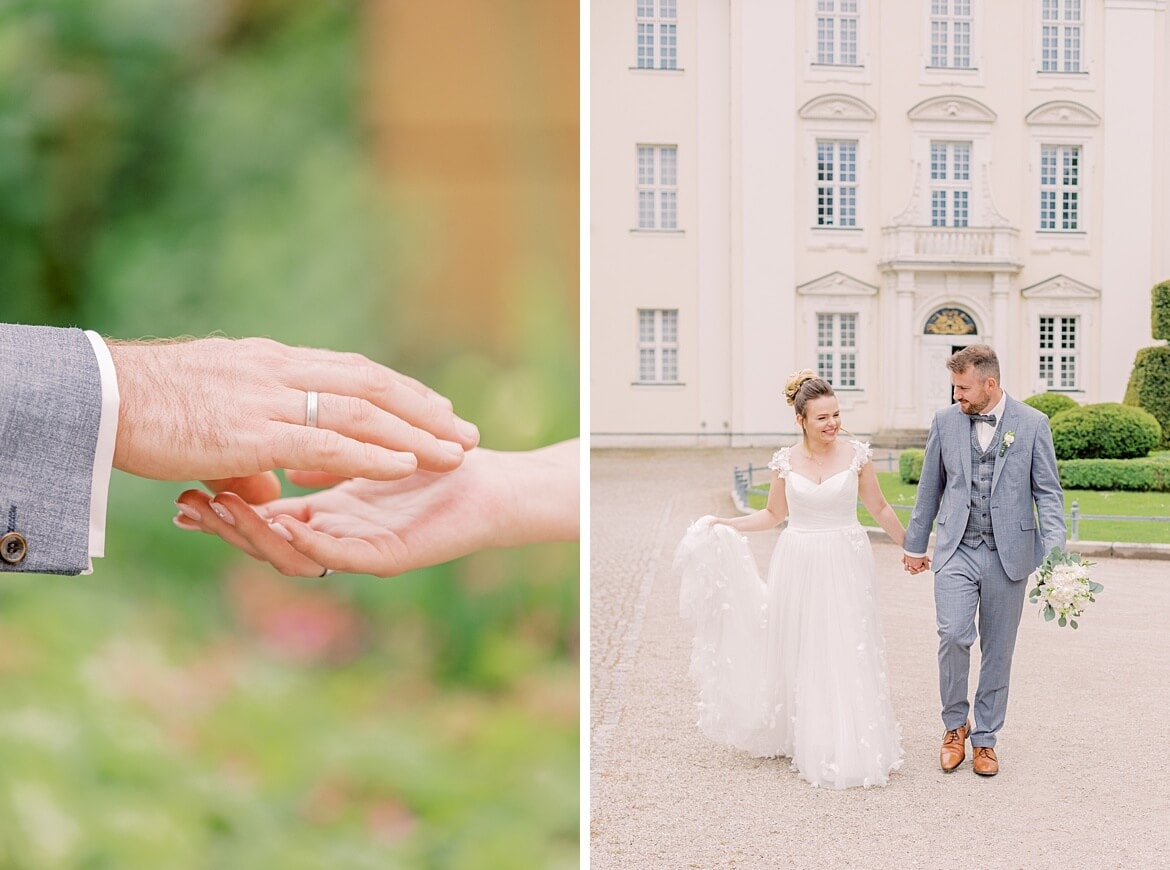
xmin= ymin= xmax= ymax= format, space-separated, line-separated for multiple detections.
xmin=0 ymin=0 xmax=578 ymax=865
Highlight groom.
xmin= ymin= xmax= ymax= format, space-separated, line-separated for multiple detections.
xmin=902 ymin=345 xmax=1065 ymax=776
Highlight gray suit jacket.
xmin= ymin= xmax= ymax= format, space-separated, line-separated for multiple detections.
xmin=904 ymin=395 xmax=1067 ymax=581
xmin=0 ymin=324 xmax=103 ymax=574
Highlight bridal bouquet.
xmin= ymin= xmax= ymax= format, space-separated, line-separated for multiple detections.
xmin=1028 ymin=548 xmax=1103 ymax=629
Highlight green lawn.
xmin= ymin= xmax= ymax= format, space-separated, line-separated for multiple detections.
xmin=748 ymin=472 xmax=1170 ymax=544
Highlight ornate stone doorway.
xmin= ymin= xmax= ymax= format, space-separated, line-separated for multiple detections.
xmin=919 ymin=306 xmax=979 ymax=426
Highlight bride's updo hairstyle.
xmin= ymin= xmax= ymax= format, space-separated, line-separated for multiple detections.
xmin=784 ymin=369 xmax=835 ymax=419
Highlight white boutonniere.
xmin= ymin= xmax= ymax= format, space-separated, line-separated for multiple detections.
xmin=999 ymin=431 xmax=1015 ymax=457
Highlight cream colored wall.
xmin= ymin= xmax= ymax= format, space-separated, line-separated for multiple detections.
xmin=590 ymin=0 xmax=701 ymax=438
xmin=591 ymin=0 xmax=1170 ymax=443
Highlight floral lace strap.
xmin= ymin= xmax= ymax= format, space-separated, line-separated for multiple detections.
xmin=767 ymin=446 xmax=792 ymax=478
xmin=849 ymin=440 xmax=873 ymax=474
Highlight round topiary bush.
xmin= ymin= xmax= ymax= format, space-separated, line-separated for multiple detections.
xmin=1124 ymin=345 xmax=1170 ymax=449
xmin=1024 ymin=392 xmax=1080 ymax=419
xmin=1049 ymin=402 xmax=1163 ymax=460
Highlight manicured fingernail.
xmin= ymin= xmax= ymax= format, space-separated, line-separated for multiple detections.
xmin=456 ymin=419 xmax=479 ymax=443
xmin=269 ymin=521 xmax=293 ymax=542
xmin=175 ymin=502 xmax=202 ymax=522
xmin=173 ymin=515 xmax=198 ymax=530
xmin=439 ymin=439 xmax=464 ymax=457
xmin=209 ymin=500 xmax=235 ymax=525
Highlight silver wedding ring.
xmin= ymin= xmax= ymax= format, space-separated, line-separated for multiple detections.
xmin=305 ymin=390 xmax=319 ymax=428
xmin=319 ymin=568 xmax=334 ymax=577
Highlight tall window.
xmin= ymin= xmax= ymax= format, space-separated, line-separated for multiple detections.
xmin=636 ymin=0 xmax=678 ymax=70
xmin=636 ymin=145 xmax=678 ymax=230
xmin=929 ymin=141 xmax=971 ymax=227
xmin=1039 ymin=145 xmax=1080 ymax=231
xmin=815 ymin=0 xmax=859 ymax=66
xmin=1041 ymin=0 xmax=1082 ymax=73
xmin=816 ymin=140 xmax=858 ymax=228
xmin=637 ymin=309 xmax=679 ymax=382
xmin=930 ymin=0 xmax=972 ymax=68
xmin=1038 ymin=315 xmax=1079 ymax=389
xmin=816 ymin=313 xmax=858 ymax=388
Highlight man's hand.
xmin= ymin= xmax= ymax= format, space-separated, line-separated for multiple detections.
xmin=902 ymin=554 xmax=932 ymax=575
xmin=108 ymin=337 xmax=479 ymax=482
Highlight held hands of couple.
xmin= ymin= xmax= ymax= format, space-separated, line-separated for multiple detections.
xmin=174 ymin=441 xmax=580 ymax=578
xmin=108 ymin=337 xmax=480 ymax=487
xmin=902 ymin=554 xmax=932 ymax=575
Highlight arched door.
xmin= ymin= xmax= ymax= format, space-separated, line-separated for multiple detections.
xmin=918 ymin=307 xmax=979 ymax=425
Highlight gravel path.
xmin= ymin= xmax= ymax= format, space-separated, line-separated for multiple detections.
xmin=590 ymin=448 xmax=1170 ymax=869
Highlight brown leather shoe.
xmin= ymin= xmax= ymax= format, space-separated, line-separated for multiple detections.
xmin=940 ymin=720 xmax=970 ymax=772
xmin=973 ymin=746 xmax=999 ymax=776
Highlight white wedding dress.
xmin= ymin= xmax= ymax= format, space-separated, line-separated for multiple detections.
xmin=676 ymin=440 xmax=903 ymax=789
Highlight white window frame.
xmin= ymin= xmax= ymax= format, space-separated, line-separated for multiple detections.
xmin=806 ymin=0 xmax=870 ymax=83
xmin=815 ymin=0 xmax=860 ymax=65
xmin=635 ymin=0 xmax=679 ymax=71
xmin=635 ymin=144 xmax=678 ymax=231
xmin=1027 ymin=130 xmax=1092 ymax=252
xmin=928 ymin=141 xmax=972 ymax=228
xmin=796 ymin=273 xmax=877 ymax=401
xmin=1038 ymin=144 xmax=1081 ymax=232
xmin=1036 ymin=314 xmax=1080 ymax=391
xmin=928 ymin=0 xmax=974 ymax=69
xmin=815 ymin=139 xmax=859 ymax=229
xmin=802 ymin=112 xmax=872 ymax=250
xmin=635 ymin=308 xmax=680 ymax=384
xmin=1040 ymin=0 xmax=1082 ymax=73
xmin=815 ymin=312 xmax=860 ymax=389
xmin=1032 ymin=0 xmax=1093 ymax=89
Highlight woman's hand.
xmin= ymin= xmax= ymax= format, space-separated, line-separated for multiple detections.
xmin=174 ymin=441 xmax=578 ymax=578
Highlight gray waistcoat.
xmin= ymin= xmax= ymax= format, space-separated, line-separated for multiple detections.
xmin=961 ymin=422 xmax=998 ymax=549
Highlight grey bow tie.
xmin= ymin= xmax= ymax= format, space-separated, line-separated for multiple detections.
xmin=970 ymin=414 xmax=997 ymax=425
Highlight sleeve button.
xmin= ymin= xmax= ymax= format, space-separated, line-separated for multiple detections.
xmin=1 ymin=532 xmax=28 ymax=565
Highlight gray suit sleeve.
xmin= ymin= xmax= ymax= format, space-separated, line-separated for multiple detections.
xmin=0 ymin=324 xmax=103 ymax=575
xmin=1031 ymin=413 xmax=1067 ymax=557
xmin=904 ymin=413 xmax=945 ymax=555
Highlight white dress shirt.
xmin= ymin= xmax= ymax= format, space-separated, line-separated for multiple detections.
xmin=83 ymin=331 xmax=120 ymax=572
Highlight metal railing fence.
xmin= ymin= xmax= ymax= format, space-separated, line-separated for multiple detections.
xmin=732 ymin=462 xmax=1170 ymax=543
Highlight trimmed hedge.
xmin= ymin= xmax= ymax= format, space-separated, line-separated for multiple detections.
xmin=1153 ymin=279 xmax=1170 ymax=341
xmin=1058 ymin=457 xmax=1170 ymax=492
xmin=1050 ymin=402 xmax=1162 ymax=460
xmin=900 ymin=449 xmax=924 ymax=484
xmin=1124 ymin=345 xmax=1170 ymax=449
xmin=1023 ymin=392 xmax=1079 ymax=419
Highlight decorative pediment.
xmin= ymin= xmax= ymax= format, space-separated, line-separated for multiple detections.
xmin=1021 ymin=274 xmax=1101 ymax=299
xmin=798 ymin=94 xmax=877 ymax=121
xmin=907 ymin=95 xmax=996 ymax=123
xmin=1025 ymin=101 xmax=1101 ymax=127
xmin=797 ymin=271 xmax=879 ymax=297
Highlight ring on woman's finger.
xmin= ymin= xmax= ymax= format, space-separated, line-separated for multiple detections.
xmin=305 ymin=390 xmax=319 ymax=428
xmin=319 ymin=568 xmax=334 ymax=577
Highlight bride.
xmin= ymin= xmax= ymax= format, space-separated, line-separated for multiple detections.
xmin=676 ymin=370 xmax=919 ymax=789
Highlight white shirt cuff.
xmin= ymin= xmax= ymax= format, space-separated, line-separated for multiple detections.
xmin=84 ymin=331 xmax=120 ymax=573
xmin=903 ymin=550 xmax=928 ymax=559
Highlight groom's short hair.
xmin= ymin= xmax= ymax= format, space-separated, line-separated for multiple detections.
xmin=947 ymin=344 xmax=1000 ymax=383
